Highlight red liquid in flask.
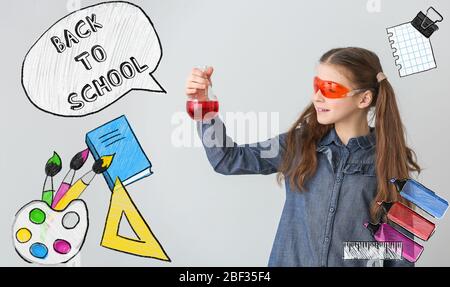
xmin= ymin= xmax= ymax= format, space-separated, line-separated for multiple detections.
xmin=186 ymin=100 xmax=219 ymax=121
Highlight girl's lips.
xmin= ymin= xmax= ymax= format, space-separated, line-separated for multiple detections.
xmin=316 ymin=107 xmax=330 ymax=112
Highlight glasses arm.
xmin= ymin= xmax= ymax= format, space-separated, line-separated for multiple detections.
xmin=347 ymin=88 xmax=376 ymax=97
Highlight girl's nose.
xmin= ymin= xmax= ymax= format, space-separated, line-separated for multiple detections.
xmin=312 ymin=90 xmax=325 ymax=102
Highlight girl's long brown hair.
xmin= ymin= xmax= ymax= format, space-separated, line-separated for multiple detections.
xmin=276 ymin=47 xmax=421 ymax=222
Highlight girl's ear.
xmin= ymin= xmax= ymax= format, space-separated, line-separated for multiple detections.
xmin=358 ymin=90 xmax=373 ymax=108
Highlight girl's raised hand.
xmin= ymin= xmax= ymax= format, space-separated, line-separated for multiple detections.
xmin=185 ymin=66 xmax=214 ymax=101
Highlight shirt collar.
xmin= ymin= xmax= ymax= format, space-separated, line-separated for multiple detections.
xmin=318 ymin=126 xmax=376 ymax=151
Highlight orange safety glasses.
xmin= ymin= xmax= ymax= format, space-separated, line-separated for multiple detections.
xmin=313 ymin=76 xmax=367 ymax=99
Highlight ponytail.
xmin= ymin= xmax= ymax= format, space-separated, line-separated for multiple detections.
xmin=370 ymin=76 xmax=421 ymax=222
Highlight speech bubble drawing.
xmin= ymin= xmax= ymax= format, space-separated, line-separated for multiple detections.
xmin=22 ymin=1 xmax=165 ymax=117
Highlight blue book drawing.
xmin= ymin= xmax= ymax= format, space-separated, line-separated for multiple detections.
xmin=86 ymin=115 xmax=153 ymax=190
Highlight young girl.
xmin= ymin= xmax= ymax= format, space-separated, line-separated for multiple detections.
xmin=185 ymin=47 xmax=420 ymax=267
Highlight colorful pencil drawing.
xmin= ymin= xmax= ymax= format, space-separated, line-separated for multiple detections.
xmin=101 ymin=178 xmax=170 ymax=261
xmin=42 ymin=152 xmax=62 ymax=206
xmin=13 ymin=199 xmax=89 ymax=265
xmin=53 ymin=155 xmax=114 ymax=211
xmin=52 ymin=148 xmax=89 ymax=209
xmin=21 ymin=1 xmax=165 ymax=117
xmin=386 ymin=7 xmax=443 ymax=77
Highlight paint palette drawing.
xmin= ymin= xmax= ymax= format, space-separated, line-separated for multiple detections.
xmin=13 ymin=200 xmax=88 ymax=265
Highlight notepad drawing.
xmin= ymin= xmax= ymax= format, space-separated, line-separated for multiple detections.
xmin=387 ymin=23 xmax=436 ymax=77
xmin=387 ymin=7 xmax=443 ymax=78
xmin=86 ymin=115 xmax=153 ymax=190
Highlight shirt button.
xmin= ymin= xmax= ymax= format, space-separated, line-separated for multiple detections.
xmin=325 ymin=237 xmax=329 ymax=242
xmin=329 ymin=207 xmax=335 ymax=213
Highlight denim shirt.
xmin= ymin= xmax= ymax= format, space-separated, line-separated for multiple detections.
xmin=197 ymin=116 xmax=413 ymax=267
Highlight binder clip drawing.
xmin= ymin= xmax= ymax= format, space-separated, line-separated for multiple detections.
xmin=387 ymin=7 xmax=444 ymax=77
xmin=411 ymin=7 xmax=444 ymax=38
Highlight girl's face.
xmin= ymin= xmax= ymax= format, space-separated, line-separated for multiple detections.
xmin=312 ymin=63 xmax=371 ymax=125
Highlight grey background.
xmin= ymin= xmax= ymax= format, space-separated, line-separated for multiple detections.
xmin=1 ymin=0 xmax=449 ymax=266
